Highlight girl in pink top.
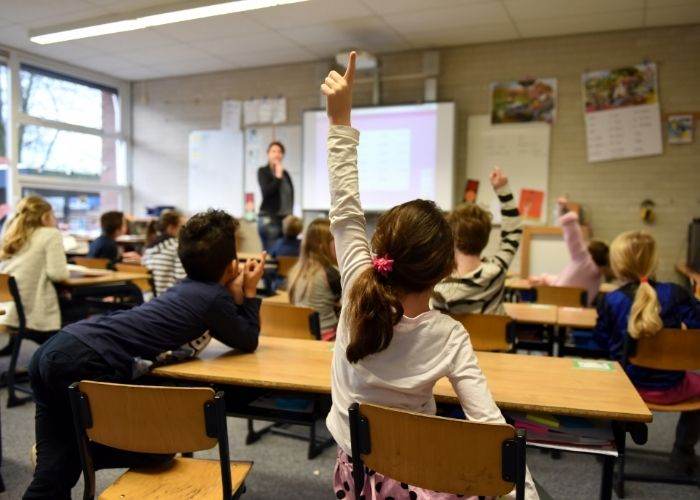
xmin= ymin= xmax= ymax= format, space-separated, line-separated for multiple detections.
xmin=529 ymin=198 xmax=610 ymax=306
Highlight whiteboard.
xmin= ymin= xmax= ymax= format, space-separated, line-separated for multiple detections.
xmin=188 ymin=130 xmax=244 ymax=217
xmin=466 ymin=115 xmax=550 ymax=224
xmin=529 ymin=234 xmax=571 ymax=277
xmin=244 ymin=125 xmax=302 ymax=216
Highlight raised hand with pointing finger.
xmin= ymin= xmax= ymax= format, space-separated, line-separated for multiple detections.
xmin=321 ymin=51 xmax=356 ymax=126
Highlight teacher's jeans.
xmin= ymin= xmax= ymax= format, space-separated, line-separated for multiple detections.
xmin=258 ymin=214 xmax=284 ymax=253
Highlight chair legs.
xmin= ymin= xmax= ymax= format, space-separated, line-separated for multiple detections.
xmin=6 ymin=333 xmax=33 ymax=408
xmin=245 ymin=417 xmax=334 ymax=459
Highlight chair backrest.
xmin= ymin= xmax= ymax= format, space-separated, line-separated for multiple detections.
xmin=73 ymin=381 xmax=218 ymax=454
xmin=534 ymin=285 xmax=586 ymax=307
xmin=260 ymin=301 xmax=320 ymax=340
xmin=349 ymin=403 xmax=525 ymax=499
xmin=276 ymin=256 xmax=298 ymax=278
xmin=73 ymin=257 xmax=110 ymax=270
xmin=70 ymin=381 xmax=232 ymax=500
xmin=628 ymin=328 xmax=700 ymax=371
xmin=450 ymin=313 xmax=513 ymax=351
xmin=114 ymin=263 xmax=153 ymax=294
xmin=0 ymin=273 xmax=26 ymax=329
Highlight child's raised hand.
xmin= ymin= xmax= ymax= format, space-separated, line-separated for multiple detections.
xmin=556 ymin=196 xmax=569 ymax=215
xmin=243 ymin=251 xmax=267 ymax=298
xmin=321 ymin=51 xmax=356 ymax=126
xmin=489 ymin=166 xmax=508 ymax=189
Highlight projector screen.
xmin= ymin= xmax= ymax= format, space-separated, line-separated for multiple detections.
xmin=302 ymin=102 xmax=455 ymax=211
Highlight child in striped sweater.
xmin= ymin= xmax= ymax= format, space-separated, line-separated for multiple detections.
xmin=432 ymin=170 xmax=522 ymax=315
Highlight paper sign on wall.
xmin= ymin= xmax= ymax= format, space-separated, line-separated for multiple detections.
xmin=220 ymin=100 xmax=242 ymax=131
xmin=582 ymin=62 xmax=663 ymax=162
xmin=519 ymin=189 xmax=544 ymax=220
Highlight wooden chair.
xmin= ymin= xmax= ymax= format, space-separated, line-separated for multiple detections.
xmin=534 ymin=285 xmax=587 ymax=307
xmin=259 ymin=302 xmax=320 ymax=340
xmin=0 ymin=273 xmax=36 ymax=407
xmin=73 ymin=257 xmax=110 ymax=270
xmin=275 ymin=256 xmax=298 ymax=279
xmin=115 ymin=263 xmax=155 ymax=297
xmin=450 ymin=313 xmax=514 ymax=351
xmin=69 ymin=381 xmax=252 ymax=500
xmin=616 ymin=329 xmax=700 ymax=496
xmin=348 ymin=403 xmax=526 ymax=500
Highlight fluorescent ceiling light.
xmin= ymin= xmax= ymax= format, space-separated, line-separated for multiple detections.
xmin=30 ymin=0 xmax=309 ymax=44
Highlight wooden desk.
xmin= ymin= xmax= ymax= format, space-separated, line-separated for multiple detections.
xmin=153 ymin=336 xmax=651 ymax=423
xmin=61 ymin=271 xmax=150 ymax=288
xmin=505 ymin=278 xmax=618 ymax=295
xmin=264 ymin=291 xmax=290 ymax=304
xmin=504 ymin=303 xmax=557 ymax=325
xmin=557 ymin=307 xmax=598 ymax=329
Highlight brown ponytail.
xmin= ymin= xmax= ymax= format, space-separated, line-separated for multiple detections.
xmin=610 ymin=230 xmax=662 ymax=339
xmin=345 ymin=199 xmax=454 ymax=363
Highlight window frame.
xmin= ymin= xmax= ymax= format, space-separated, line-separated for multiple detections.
xmin=1 ymin=45 xmax=131 ymax=211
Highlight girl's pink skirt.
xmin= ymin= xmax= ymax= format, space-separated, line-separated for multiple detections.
xmin=334 ymin=448 xmax=482 ymax=499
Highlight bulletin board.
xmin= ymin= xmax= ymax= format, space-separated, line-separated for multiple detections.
xmin=466 ymin=115 xmax=550 ymax=224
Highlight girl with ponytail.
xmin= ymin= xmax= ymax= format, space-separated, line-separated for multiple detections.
xmin=594 ymin=230 xmax=700 ymax=468
xmin=322 ymin=52 xmax=539 ymax=499
xmin=0 ymin=195 xmax=69 ymax=333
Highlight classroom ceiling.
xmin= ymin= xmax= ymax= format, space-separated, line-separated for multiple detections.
xmin=1 ymin=0 xmax=699 ymax=81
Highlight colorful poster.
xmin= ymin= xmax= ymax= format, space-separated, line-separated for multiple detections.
xmin=463 ymin=179 xmax=479 ymax=203
xmin=667 ymin=114 xmax=694 ymax=144
xmin=519 ymin=189 xmax=544 ymax=221
xmin=490 ymin=78 xmax=556 ymax=124
xmin=582 ymin=62 xmax=663 ymax=162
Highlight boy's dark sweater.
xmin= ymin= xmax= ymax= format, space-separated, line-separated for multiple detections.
xmin=65 ymin=278 xmax=261 ymax=379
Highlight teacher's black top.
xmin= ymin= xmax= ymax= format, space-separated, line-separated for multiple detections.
xmin=258 ymin=164 xmax=294 ymax=217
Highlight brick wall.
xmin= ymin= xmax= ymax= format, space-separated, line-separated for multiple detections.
xmin=132 ymin=24 xmax=700 ymax=282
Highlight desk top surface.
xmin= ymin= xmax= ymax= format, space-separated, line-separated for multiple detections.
xmin=61 ymin=271 xmax=150 ymax=287
xmin=153 ymin=337 xmax=651 ymax=423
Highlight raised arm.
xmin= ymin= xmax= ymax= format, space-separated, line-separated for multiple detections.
xmin=488 ymin=168 xmax=522 ymax=270
xmin=556 ymin=197 xmax=588 ymax=262
xmin=322 ymin=52 xmax=372 ymax=292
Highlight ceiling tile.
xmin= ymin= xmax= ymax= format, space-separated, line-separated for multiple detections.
xmin=279 ymin=16 xmax=403 ymax=46
xmin=79 ymin=28 xmax=178 ymax=52
xmin=382 ymin=2 xmax=511 ymax=33
xmin=362 ymin=0 xmax=483 ymax=15
xmin=646 ymin=4 xmax=700 ymax=26
xmin=516 ymin=10 xmax=645 ymax=38
xmin=504 ymin=0 xmax=644 ymax=21
xmin=245 ymin=0 xmax=373 ymax=28
xmin=0 ymin=0 xmax=97 ymax=23
xmin=406 ymin=22 xmax=519 ymax=47
xmin=191 ymin=32 xmax=301 ymax=57
xmin=80 ymin=53 xmax=147 ymax=72
xmin=117 ymin=43 xmax=215 ymax=66
xmin=84 ymin=0 xmax=177 ymax=13
xmin=304 ymin=39 xmax=410 ymax=58
xmin=108 ymin=65 xmax=161 ymax=80
xmin=218 ymin=46 xmax=316 ymax=68
xmin=151 ymin=13 xmax=269 ymax=42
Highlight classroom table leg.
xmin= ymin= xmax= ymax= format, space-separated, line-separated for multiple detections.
xmin=600 ymin=455 xmax=615 ymax=500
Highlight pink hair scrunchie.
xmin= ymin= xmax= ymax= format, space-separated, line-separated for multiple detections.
xmin=372 ymin=255 xmax=394 ymax=277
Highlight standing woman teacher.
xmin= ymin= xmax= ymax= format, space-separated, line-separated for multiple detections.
xmin=257 ymin=141 xmax=294 ymax=251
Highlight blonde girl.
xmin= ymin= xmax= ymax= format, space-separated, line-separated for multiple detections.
xmin=288 ymin=218 xmax=341 ymax=341
xmin=0 ymin=196 xmax=69 ymax=333
xmin=594 ymin=230 xmax=700 ymax=470
xmin=321 ymin=52 xmax=538 ymax=499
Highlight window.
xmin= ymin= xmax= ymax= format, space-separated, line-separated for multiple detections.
xmin=22 ymin=187 xmax=123 ymax=235
xmin=0 ymin=62 xmax=8 ymax=206
xmin=17 ymin=65 xmax=126 ymax=182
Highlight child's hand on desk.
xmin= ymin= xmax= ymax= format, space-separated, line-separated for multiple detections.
xmin=321 ymin=51 xmax=356 ymax=126
xmin=489 ymin=166 xmax=508 ymax=190
xmin=243 ymin=251 xmax=267 ymax=298
xmin=228 ymin=263 xmax=245 ymax=305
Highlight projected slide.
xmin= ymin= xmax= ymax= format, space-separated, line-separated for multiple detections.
xmin=302 ymin=103 xmax=455 ymax=211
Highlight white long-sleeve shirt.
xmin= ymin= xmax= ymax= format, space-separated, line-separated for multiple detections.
xmin=0 ymin=227 xmax=69 ymax=331
xmin=324 ymin=125 xmax=537 ymax=499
